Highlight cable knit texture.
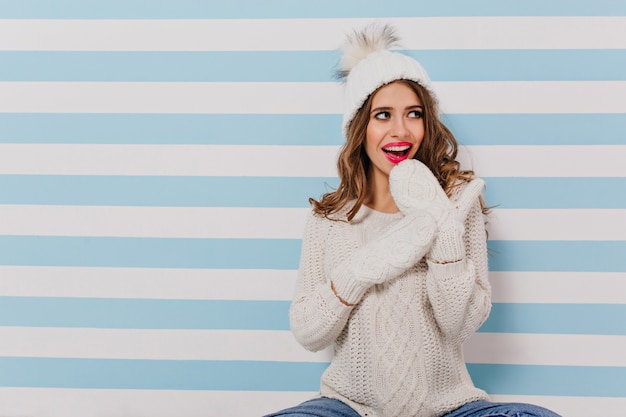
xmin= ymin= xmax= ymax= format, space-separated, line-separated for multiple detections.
xmin=290 ymin=181 xmax=492 ymax=417
xmin=389 ymin=159 xmax=485 ymax=264
xmin=331 ymin=210 xmax=437 ymax=305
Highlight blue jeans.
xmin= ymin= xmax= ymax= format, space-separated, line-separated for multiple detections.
xmin=263 ymin=398 xmax=359 ymax=417
xmin=264 ymin=398 xmax=562 ymax=417
xmin=445 ymin=400 xmax=562 ymax=417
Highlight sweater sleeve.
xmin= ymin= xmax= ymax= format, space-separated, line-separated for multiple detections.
xmin=425 ymin=197 xmax=492 ymax=343
xmin=289 ymin=211 xmax=354 ymax=352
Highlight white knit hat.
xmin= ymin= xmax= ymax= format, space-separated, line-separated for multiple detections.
xmin=338 ymin=23 xmax=433 ymax=137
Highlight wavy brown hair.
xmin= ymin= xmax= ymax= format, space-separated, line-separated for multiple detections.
xmin=310 ymin=79 xmax=487 ymax=221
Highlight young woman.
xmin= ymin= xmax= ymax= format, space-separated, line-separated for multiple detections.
xmin=265 ymin=24 xmax=562 ymax=417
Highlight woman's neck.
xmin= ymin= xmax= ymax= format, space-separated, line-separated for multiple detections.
xmin=364 ymin=173 xmax=399 ymax=213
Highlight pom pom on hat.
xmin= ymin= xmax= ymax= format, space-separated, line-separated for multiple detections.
xmin=337 ymin=24 xmax=399 ymax=79
xmin=339 ymin=23 xmax=433 ymax=137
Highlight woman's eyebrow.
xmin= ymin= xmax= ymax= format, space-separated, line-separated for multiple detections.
xmin=371 ymin=104 xmax=424 ymax=113
xmin=370 ymin=106 xmax=392 ymax=113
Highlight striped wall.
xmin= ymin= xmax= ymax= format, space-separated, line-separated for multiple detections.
xmin=0 ymin=1 xmax=625 ymax=416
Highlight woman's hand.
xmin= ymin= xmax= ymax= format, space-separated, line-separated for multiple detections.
xmin=389 ymin=159 xmax=484 ymax=263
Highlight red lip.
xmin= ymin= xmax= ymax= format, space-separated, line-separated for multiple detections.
xmin=382 ymin=142 xmax=412 ymax=164
xmin=383 ymin=141 xmax=412 ymax=149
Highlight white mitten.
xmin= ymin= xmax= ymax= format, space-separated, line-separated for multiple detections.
xmin=389 ymin=159 xmax=484 ymax=263
xmin=332 ymin=210 xmax=437 ymax=305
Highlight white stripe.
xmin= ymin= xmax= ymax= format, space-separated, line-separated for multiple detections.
xmin=1 ymin=327 xmax=622 ymax=367
xmin=0 ymin=388 xmax=316 ymax=417
xmin=0 ymin=205 xmax=623 ymax=241
xmin=0 ymin=144 xmax=340 ymax=177
xmin=459 ymin=145 xmax=626 ymax=178
xmin=0 ymin=82 xmax=342 ymax=114
xmin=2 ymin=144 xmax=626 ymax=177
xmin=0 ymin=81 xmax=625 ymax=114
xmin=0 ymin=327 xmax=330 ymax=363
xmin=488 ymin=209 xmax=626 ymax=241
xmin=2 ymin=266 xmax=624 ymax=304
xmin=489 ymin=271 xmax=626 ymax=304
xmin=0 ymin=205 xmax=310 ymax=238
xmin=437 ymin=81 xmax=626 ymax=115
xmin=0 ymin=388 xmax=620 ymax=417
xmin=0 ymin=266 xmax=298 ymax=300
xmin=0 ymin=17 xmax=624 ymax=51
xmin=464 ymin=333 xmax=626 ymax=367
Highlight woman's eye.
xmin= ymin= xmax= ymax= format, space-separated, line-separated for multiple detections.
xmin=408 ymin=110 xmax=423 ymax=118
xmin=374 ymin=111 xmax=391 ymax=120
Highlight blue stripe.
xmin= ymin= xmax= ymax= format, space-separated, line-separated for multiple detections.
xmin=2 ymin=113 xmax=625 ymax=146
xmin=0 ymin=237 xmax=624 ymax=271
xmin=0 ymin=297 xmax=291 ymax=330
xmin=484 ymin=178 xmax=626 ymax=209
xmin=467 ymin=364 xmax=626 ymax=397
xmin=488 ymin=241 xmax=626 ymax=272
xmin=0 ymin=358 xmax=326 ymax=391
xmin=3 ymin=297 xmax=626 ymax=335
xmin=0 ymin=114 xmax=342 ymax=146
xmin=1 ymin=50 xmax=624 ymax=82
xmin=442 ymin=114 xmax=626 ymax=146
xmin=480 ymin=303 xmax=626 ymax=335
xmin=0 ymin=51 xmax=338 ymax=83
xmin=0 ymin=0 xmax=623 ymax=18
xmin=0 ymin=236 xmax=301 ymax=269
xmin=0 ymin=176 xmax=340 ymax=208
xmin=0 ymin=175 xmax=623 ymax=209
xmin=407 ymin=50 xmax=626 ymax=82
xmin=0 ymin=357 xmax=622 ymax=396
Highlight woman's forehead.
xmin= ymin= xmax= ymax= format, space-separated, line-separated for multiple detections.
xmin=371 ymin=81 xmax=422 ymax=108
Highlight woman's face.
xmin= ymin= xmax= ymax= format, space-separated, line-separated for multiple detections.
xmin=365 ymin=81 xmax=425 ymax=181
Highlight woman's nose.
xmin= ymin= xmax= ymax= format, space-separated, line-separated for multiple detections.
xmin=390 ymin=117 xmax=408 ymax=137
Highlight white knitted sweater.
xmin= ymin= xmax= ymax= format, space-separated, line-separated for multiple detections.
xmin=289 ymin=196 xmax=492 ymax=417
